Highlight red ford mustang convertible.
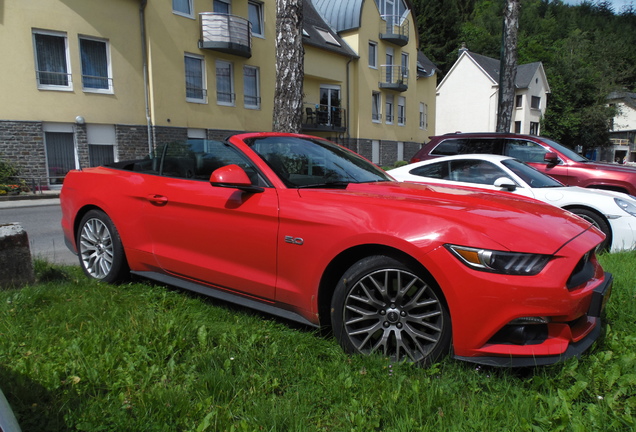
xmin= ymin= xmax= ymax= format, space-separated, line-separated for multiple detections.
xmin=60 ymin=132 xmax=612 ymax=367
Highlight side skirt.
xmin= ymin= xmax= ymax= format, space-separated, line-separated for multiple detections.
xmin=131 ymin=271 xmax=318 ymax=328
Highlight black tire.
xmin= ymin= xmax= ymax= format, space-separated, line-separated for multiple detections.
xmin=331 ymin=255 xmax=451 ymax=366
xmin=569 ymin=208 xmax=611 ymax=252
xmin=77 ymin=210 xmax=129 ymax=283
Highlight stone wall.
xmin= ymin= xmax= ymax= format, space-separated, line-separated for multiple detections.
xmin=0 ymin=120 xmax=420 ymax=179
xmin=0 ymin=120 xmax=47 ymax=180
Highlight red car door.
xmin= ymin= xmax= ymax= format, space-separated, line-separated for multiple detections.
xmin=141 ymin=171 xmax=279 ymax=301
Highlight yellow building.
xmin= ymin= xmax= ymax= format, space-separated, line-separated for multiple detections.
xmin=0 ymin=0 xmax=436 ymax=188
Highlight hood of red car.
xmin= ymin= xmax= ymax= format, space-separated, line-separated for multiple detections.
xmin=337 ymin=181 xmax=600 ymax=254
xmin=578 ymin=160 xmax=636 ymax=174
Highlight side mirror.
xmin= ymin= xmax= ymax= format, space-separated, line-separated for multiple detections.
xmin=494 ymin=177 xmax=517 ymax=191
xmin=210 ymin=164 xmax=264 ymax=193
xmin=544 ymin=152 xmax=559 ymax=165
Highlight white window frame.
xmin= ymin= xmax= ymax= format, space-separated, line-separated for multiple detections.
xmin=216 ymin=60 xmax=235 ymax=106
xmin=248 ymin=1 xmax=265 ymax=38
xmin=372 ymin=140 xmax=380 ymax=164
xmin=172 ymin=0 xmax=194 ymax=18
xmin=401 ymin=52 xmax=409 ymax=78
xmin=385 ymin=94 xmax=394 ymax=124
xmin=368 ymin=41 xmax=378 ymax=69
xmin=185 ymin=53 xmax=207 ymax=103
xmin=372 ymin=91 xmax=382 ymax=123
xmin=214 ymin=0 xmax=231 ymax=14
xmin=79 ymin=35 xmax=113 ymax=94
xmin=243 ymin=65 xmax=260 ymax=109
xmin=397 ymin=96 xmax=406 ymax=126
xmin=87 ymin=124 xmax=117 ymax=166
xmin=419 ymin=102 xmax=428 ymax=130
xmin=33 ymin=29 xmax=72 ymax=91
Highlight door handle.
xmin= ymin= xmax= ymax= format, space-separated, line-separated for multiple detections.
xmin=146 ymin=194 xmax=168 ymax=206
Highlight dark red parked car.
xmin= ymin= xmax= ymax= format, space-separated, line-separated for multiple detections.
xmin=411 ymin=133 xmax=636 ymax=196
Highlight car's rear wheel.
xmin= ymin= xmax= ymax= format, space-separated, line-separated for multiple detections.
xmin=77 ymin=210 xmax=129 ymax=283
xmin=331 ymin=255 xmax=451 ymax=366
xmin=569 ymin=208 xmax=611 ymax=252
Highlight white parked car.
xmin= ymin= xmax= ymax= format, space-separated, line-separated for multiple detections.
xmin=388 ymin=154 xmax=636 ymax=252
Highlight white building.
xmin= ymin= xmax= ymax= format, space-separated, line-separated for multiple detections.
xmin=435 ymin=48 xmax=550 ymax=136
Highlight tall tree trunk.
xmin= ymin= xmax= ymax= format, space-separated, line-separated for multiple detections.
xmin=496 ymin=0 xmax=519 ymax=133
xmin=273 ymin=0 xmax=304 ymax=133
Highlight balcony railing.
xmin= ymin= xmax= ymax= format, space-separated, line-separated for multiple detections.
xmin=302 ymin=103 xmax=346 ymax=132
xmin=379 ymin=15 xmax=409 ymax=46
xmin=379 ymin=65 xmax=408 ymax=92
xmin=199 ymin=13 xmax=252 ymax=58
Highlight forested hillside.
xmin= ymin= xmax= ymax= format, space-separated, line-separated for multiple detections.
xmin=411 ymin=0 xmax=636 ymax=149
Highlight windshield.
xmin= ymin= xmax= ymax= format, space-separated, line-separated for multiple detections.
xmin=502 ymin=158 xmax=564 ymax=188
xmin=247 ymin=136 xmax=392 ymax=188
xmin=541 ymin=137 xmax=588 ymax=162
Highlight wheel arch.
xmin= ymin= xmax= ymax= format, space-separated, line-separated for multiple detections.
xmin=72 ymin=204 xmax=106 ymax=245
xmin=562 ymin=205 xmax=612 ymax=244
xmin=316 ymin=244 xmax=441 ymax=328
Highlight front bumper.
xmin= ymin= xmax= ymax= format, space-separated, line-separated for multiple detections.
xmin=454 ymin=272 xmax=613 ymax=367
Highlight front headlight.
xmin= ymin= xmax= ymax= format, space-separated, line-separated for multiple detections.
xmin=615 ymin=198 xmax=636 ymax=217
xmin=445 ymin=245 xmax=552 ymax=275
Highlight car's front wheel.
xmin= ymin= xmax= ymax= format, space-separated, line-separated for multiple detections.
xmin=331 ymin=255 xmax=451 ymax=366
xmin=77 ymin=210 xmax=129 ymax=283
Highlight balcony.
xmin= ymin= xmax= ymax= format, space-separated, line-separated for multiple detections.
xmin=379 ymin=15 xmax=409 ymax=46
xmin=379 ymin=65 xmax=408 ymax=92
xmin=302 ymin=103 xmax=346 ymax=133
xmin=199 ymin=13 xmax=252 ymax=58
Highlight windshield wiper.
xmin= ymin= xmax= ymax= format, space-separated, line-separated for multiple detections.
xmin=297 ymin=181 xmax=350 ymax=189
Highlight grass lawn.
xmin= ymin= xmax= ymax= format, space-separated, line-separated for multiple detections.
xmin=0 ymin=254 xmax=635 ymax=431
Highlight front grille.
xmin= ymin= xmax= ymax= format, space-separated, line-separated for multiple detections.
xmin=566 ymin=249 xmax=595 ymax=290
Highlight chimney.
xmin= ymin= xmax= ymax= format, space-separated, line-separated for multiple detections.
xmin=458 ymin=42 xmax=468 ymax=57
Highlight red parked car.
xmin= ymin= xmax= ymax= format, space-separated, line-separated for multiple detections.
xmin=411 ymin=132 xmax=636 ymax=196
xmin=60 ymin=132 xmax=612 ymax=367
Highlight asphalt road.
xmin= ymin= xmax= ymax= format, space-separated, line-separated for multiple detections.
xmin=0 ymin=199 xmax=79 ymax=266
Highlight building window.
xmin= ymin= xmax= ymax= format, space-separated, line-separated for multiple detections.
xmin=243 ymin=66 xmax=260 ymax=109
xmin=185 ymin=54 xmax=206 ymax=102
xmin=397 ymin=142 xmax=404 ymax=162
xmin=248 ymin=1 xmax=264 ymax=37
xmin=214 ymin=0 xmax=231 ymax=13
xmin=515 ymin=121 xmax=522 ymax=133
xmin=515 ymin=95 xmax=523 ymax=108
xmin=530 ymin=122 xmax=540 ymax=135
xmin=80 ymin=37 xmax=112 ymax=92
xmin=216 ymin=60 xmax=234 ymax=105
xmin=531 ymin=96 xmax=541 ymax=109
xmin=372 ymin=92 xmax=382 ymax=122
xmin=87 ymin=124 xmax=116 ymax=167
xmin=397 ymin=96 xmax=406 ymax=125
xmin=172 ymin=0 xmax=193 ymax=17
xmin=385 ymin=48 xmax=394 ymax=83
xmin=419 ymin=103 xmax=428 ymax=130
xmin=401 ymin=52 xmax=409 ymax=78
xmin=33 ymin=30 xmax=72 ymax=90
xmin=316 ymin=28 xmax=341 ymax=46
xmin=368 ymin=41 xmax=378 ymax=68
xmin=372 ymin=140 xmax=380 ymax=164
xmin=45 ymin=130 xmax=76 ymax=185
xmin=386 ymin=94 xmax=394 ymax=124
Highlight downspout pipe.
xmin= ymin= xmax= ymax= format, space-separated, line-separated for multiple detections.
xmin=140 ymin=0 xmax=153 ymax=155
xmin=346 ymin=55 xmax=353 ymax=143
